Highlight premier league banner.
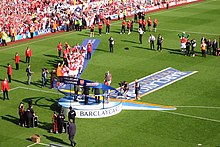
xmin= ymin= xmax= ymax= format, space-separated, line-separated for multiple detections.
xmin=111 ymin=67 xmax=197 ymax=99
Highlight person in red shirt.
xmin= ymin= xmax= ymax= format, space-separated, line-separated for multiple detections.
xmin=127 ymin=20 xmax=132 ymax=35
xmin=138 ymin=19 xmax=143 ymax=29
xmin=90 ymin=24 xmax=95 ymax=37
xmin=120 ymin=20 xmax=126 ymax=34
xmin=153 ymin=19 xmax=158 ymax=32
xmin=1 ymin=78 xmax=10 ymax=100
xmin=15 ymin=52 xmax=20 ymax=70
xmin=25 ymin=46 xmax=32 ymax=63
xmin=106 ymin=19 xmax=110 ymax=34
xmin=98 ymin=21 xmax=103 ymax=36
xmin=142 ymin=19 xmax=146 ymax=33
xmin=57 ymin=42 xmax=62 ymax=58
xmin=147 ymin=17 xmax=152 ymax=32
xmin=87 ymin=42 xmax=92 ymax=60
xmin=7 ymin=63 xmax=12 ymax=83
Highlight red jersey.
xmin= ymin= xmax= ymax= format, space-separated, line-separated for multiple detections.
xmin=90 ymin=25 xmax=95 ymax=30
xmin=57 ymin=43 xmax=62 ymax=51
xmin=25 ymin=48 xmax=32 ymax=57
xmin=15 ymin=54 xmax=20 ymax=63
xmin=98 ymin=22 xmax=102 ymax=29
xmin=122 ymin=21 xmax=126 ymax=26
xmin=127 ymin=21 xmax=132 ymax=28
xmin=181 ymin=38 xmax=187 ymax=43
xmin=143 ymin=20 xmax=146 ymax=26
xmin=106 ymin=20 xmax=110 ymax=26
xmin=138 ymin=19 xmax=142 ymax=25
xmin=1 ymin=80 xmax=10 ymax=91
xmin=147 ymin=18 xmax=152 ymax=25
xmin=153 ymin=19 xmax=158 ymax=25
xmin=87 ymin=43 xmax=92 ymax=53
xmin=7 ymin=65 xmax=12 ymax=75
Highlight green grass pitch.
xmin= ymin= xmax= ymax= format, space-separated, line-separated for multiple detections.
xmin=0 ymin=0 xmax=220 ymax=146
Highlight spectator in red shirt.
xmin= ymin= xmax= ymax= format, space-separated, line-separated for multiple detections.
xmin=25 ymin=46 xmax=32 ymax=63
xmin=87 ymin=42 xmax=92 ymax=60
xmin=98 ymin=21 xmax=103 ymax=36
xmin=1 ymin=78 xmax=10 ymax=100
xmin=57 ymin=42 xmax=62 ymax=58
xmin=106 ymin=19 xmax=110 ymax=34
xmin=15 ymin=52 xmax=20 ymax=70
xmin=120 ymin=20 xmax=126 ymax=34
xmin=7 ymin=63 xmax=12 ymax=83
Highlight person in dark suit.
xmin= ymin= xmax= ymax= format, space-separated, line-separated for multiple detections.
xmin=212 ymin=39 xmax=218 ymax=56
xmin=68 ymin=106 xmax=76 ymax=123
xmin=26 ymin=105 xmax=34 ymax=128
xmin=108 ymin=36 xmax=114 ymax=53
xmin=57 ymin=111 xmax=65 ymax=133
xmin=83 ymin=85 xmax=90 ymax=105
xmin=92 ymin=84 xmax=100 ymax=103
xmin=68 ymin=119 xmax=76 ymax=147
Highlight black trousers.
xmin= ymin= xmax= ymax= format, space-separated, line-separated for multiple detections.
xmin=87 ymin=52 xmax=91 ymax=60
xmin=8 ymin=74 xmax=11 ymax=83
xmin=99 ymin=28 xmax=102 ymax=35
xmin=106 ymin=26 xmax=110 ymax=33
xmin=139 ymin=34 xmax=143 ymax=44
xmin=26 ymin=56 xmax=30 ymax=63
xmin=110 ymin=45 xmax=113 ymax=53
xmin=157 ymin=44 xmax=162 ymax=51
xmin=150 ymin=41 xmax=155 ymax=49
xmin=30 ymin=32 xmax=33 ymax=39
xmin=69 ymin=135 xmax=75 ymax=146
xmin=16 ymin=63 xmax=19 ymax=70
xmin=3 ymin=90 xmax=9 ymax=100
xmin=121 ymin=26 xmax=125 ymax=34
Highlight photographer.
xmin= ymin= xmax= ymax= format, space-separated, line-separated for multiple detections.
xmin=41 ymin=68 xmax=49 ymax=87
xmin=123 ymin=81 xmax=129 ymax=99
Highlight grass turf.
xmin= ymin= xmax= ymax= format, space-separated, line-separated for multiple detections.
xmin=0 ymin=0 xmax=220 ymax=146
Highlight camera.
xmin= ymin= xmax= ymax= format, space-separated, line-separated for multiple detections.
xmin=118 ymin=81 xmax=124 ymax=87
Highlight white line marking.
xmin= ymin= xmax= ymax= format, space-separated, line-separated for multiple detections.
xmin=0 ymin=31 xmax=76 ymax=52
xmin=113 ymin=23 xmax=218 ymax=36
xmin=176 ymin=106 xmax=220 ymax=109
xmin=27 ymin=143 xmax=38 ymax=147
xmin=159 ymin=110 xmax=220 ymax=123
xmin=0 ymin=86 xmax=21 ymax=94
xmin=38 ymin=143 xmax=50 ymax=146
xmin=158 ymin=28 xmax=220 ymax=36
xmin=19 ymin=86 xmax=59 ymax=95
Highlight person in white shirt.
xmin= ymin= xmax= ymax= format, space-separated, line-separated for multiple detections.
xmin=138 ymin=28 xmax=144 ymax=44
xmin=149 ymin=34 xmax=156 ymax=50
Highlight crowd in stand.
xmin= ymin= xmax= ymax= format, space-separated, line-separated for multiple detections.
xmin=0 ymin=0 xmax=171 ymax=44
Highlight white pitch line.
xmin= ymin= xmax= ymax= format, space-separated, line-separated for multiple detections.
xmin=0 ymin=31 xmax=76 ymax=51
xmin=27 ymin=142 xmax=38 ymax=147
xmin=19 ymin=86 xmax=59 ymax=95
xmin=0 ymin=86 xmax=21 ymax=94
xmin=176 ymin=106 xmax=220 ymax=109
xmin=159 ymin=110 xmax=220 ymax=123
xmin=113 ymin=23 xmax=218 ymax=36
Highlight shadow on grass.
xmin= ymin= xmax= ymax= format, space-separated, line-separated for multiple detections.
xmin=95 ymin=48 xmax=109 ymax=53
xmin=1 ymin=114 xmax=19 ymax=125
xmin=43 ymin=135 xmax=70 ymax=146
xmin=121 ymin=40 xmax=139 ymax=44
xmin=77 ymin=33 xmax=89 ymax=37
xmin=12 ymin=78 xmax=27 ymax=85
xmin=44 ymin=54 xmax=59 ymax=59
xmin=132 ymin=46 xmax=155 ymax=51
